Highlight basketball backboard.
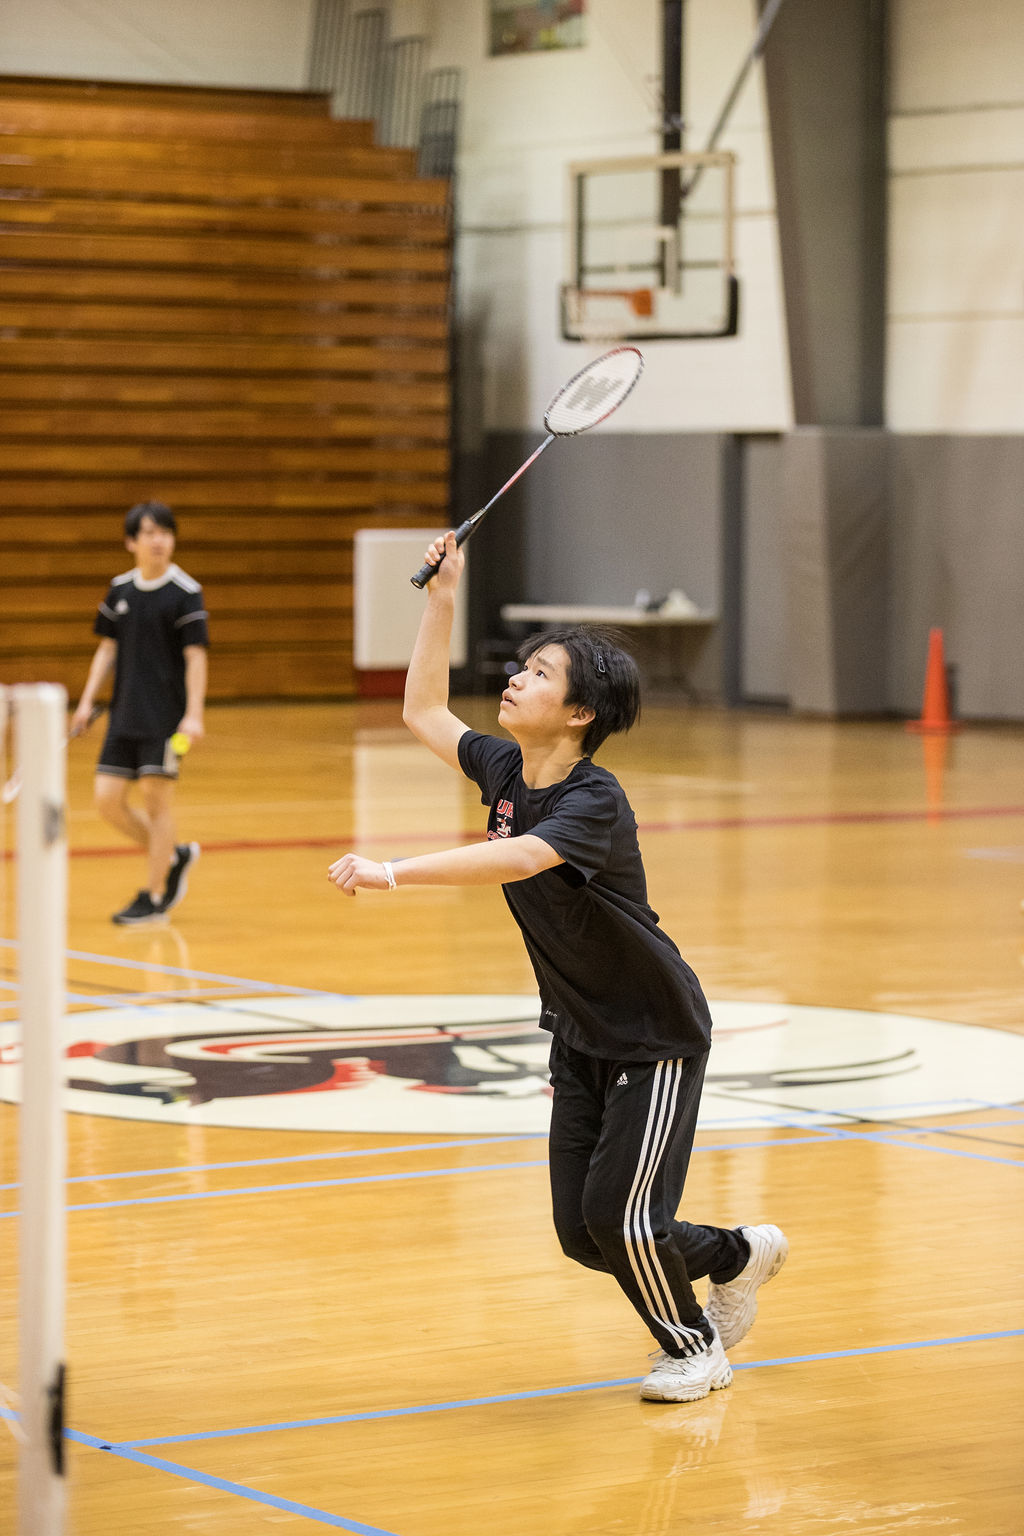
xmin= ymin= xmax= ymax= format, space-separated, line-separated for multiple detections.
xmin=561 ymin=150 xmax=738 ymax=342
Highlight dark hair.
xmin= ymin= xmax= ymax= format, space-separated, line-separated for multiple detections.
xmin=124 ymin=500 xmax=176 ymax=539
xmin=516 ymin=625 xmax=641 ymax=757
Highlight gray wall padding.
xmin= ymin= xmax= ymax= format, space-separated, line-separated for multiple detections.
xmin=744 ymin=430 xmax=1024 ymax=719
xmin=783 ymin=429 xmax=889 ymax=714
xmin=762 ymin=0 xmax=887 ymax=428
xmin=741 ymin=435 xmax=788 ymax=703
xmin=889 ymin=435 xmax=1024 ymax=719
xmin=513 ymin=431 xmax=724 ymax=611
xmin=464 ymin=428 xmax=1024 ymax=721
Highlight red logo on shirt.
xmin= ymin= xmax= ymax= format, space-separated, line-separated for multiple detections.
xmin=490 ymin=797 xmax=515 ymax=839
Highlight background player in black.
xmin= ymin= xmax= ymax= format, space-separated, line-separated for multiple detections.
xmin=72 ymin=501 xmax=208 ymax=926
xmin=328 ymin=531 xmax=787 ymax=1404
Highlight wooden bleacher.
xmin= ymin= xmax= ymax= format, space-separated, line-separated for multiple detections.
xmin=0 ymin=76 xmax=452 ymax=700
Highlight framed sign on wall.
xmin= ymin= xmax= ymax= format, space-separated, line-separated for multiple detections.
xmin=489 ymin=0 xmax=585 ymax=55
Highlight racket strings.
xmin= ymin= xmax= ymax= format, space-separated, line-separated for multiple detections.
xmin=544 ymin=346 xmax=644 ymax=436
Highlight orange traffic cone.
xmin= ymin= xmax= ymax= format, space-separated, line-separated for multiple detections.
xmin=907 ymin=627 xmax=961 ymax=734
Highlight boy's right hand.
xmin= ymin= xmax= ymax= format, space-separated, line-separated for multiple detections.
xmin=70 ymin=701 xmax=97 ymax=735
xmin=422 ymin=530 xmax=465 ymax=591
xmin=327 ymin=854 xmax=391 ymax=895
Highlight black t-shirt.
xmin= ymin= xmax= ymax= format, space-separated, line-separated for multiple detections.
xmin=458 ymin=730 xmax=712 ymax=1062
xmin=94 ymin=564 xmax=209 ymax=738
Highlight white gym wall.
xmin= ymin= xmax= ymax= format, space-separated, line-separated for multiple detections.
xmin=3 ymin=0 xmax=1021 ymax=433
xmin=887 ymin=0 xmax=1024 ymax=431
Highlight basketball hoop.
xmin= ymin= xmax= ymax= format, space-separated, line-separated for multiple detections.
xmin=561 ymin=149 xmax=739 ymax=342
xmin=561 ymin=285 xmax=655 ymax=342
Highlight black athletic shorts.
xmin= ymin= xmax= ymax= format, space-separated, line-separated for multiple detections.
xmin=96 ymin=731 xmax=180 ymax=780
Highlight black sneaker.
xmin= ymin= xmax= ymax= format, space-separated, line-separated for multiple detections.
xmin=162 ymin=841 xmax=200 ymax=914
xmin=112 ymin=891 xmax=164 ymax=926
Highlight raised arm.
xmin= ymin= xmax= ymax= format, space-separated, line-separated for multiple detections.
xmin=402 ymin=529 xmax=472 ymax=770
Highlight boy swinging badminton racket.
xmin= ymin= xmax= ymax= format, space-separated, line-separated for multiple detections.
xmin=330 ymin=351 xmax=788 ymax=1406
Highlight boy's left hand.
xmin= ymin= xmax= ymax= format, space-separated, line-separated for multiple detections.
xmin=328 ymin=854 xmax=390 ymax=896
xmin=422 ymin=529 xmax=465 ymax=592
xmin=178 ymin=713 xmax=205 ymax=743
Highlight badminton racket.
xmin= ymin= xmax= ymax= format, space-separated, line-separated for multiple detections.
xmin=2 ymin=703 xmax=105 ymax=804
xmin=410 ymin=345 xmax=644 ymax=588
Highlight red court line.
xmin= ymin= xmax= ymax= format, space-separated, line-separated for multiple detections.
xmin=640 ymin=804 xmax=1024 ymax=832
xmin=3 ymin=804 xmax=1023 ymax=862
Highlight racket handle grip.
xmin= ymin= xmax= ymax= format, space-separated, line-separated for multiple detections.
xmin=409 ymin=517 xmax=478 ymax=589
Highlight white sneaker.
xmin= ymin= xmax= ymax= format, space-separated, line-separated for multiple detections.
xmin=640 ymin=1326 xmax=732 ymax=1403
xmin=705 ymin=1223 xmax=788 ymax=1350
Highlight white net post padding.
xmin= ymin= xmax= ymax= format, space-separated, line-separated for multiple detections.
xmin=14 ymin=684 xmax=68 ymax=1536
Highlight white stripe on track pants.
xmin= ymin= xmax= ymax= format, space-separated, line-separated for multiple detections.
xmin=547 ymin=1036 xmax=747 ymax=1357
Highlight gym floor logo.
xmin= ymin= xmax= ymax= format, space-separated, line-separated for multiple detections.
xmin=3 ymin=995 xmax=1023 ymax=1134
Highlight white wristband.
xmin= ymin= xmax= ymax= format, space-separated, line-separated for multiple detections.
xmin=382 ymin=860 xmax=397 ymax=891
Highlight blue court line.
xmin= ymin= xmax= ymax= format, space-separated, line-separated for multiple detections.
xmin=65 ymin=1430 xmax=401 ymax=1534
xmin=747 ymin=1117 xmax=1024 ymax=1162
xmin=0 ymin=1127 xmax=840 ymax=1195
xmin=5 ymin=986 xmax=253 ymax=1006
xmin=687 ymin=1131 xmax=848 ymax=1152
xmin=62 ymin=988 xmax=261 ymax=1008
xmin=0 ymin=1159 xmax=552 ymax=1218
xmin=0 ymin=937 xmax=347 ymax=997
xmin=727 ymin=1120 xmax=1024 ymax=1168
xmin=857 ymin=1117 xmax=1024 ymax=1134
xmin=919 ymin=1118 xmax=1024 ymax=1131
xmin=731 ymin=1097 xmax=1024 ymax=1123
xmin=841 ymin=1127 xmax=1024 ymax=1169
xmin=10 ymin=988 xmax=268 ymax=1018
xmin=7 ymin=1328 xmax=1016 ymax=1535
xmin=0 ymin=1134 xmax=546 ymax=1192
xmin=700 ymin=1111 xmax=841 ymax=1129
xmin=111 ymin=1328 xmax=1024 ymax=1449
xmin=5 ymin=1126 xmax=1020 ymax=1220
xmin=683 ymin=1097 xmax=1024 ymax=1130
xmin=0 ymin=1133 xmax=847 ymax=1213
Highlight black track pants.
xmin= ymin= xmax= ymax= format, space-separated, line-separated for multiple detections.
xmin=547 ymin=1036 xmax=748 ymax=1358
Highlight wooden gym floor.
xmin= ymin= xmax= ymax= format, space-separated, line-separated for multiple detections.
xmin=2 ymin=696 xmax=1023 ymax=1534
